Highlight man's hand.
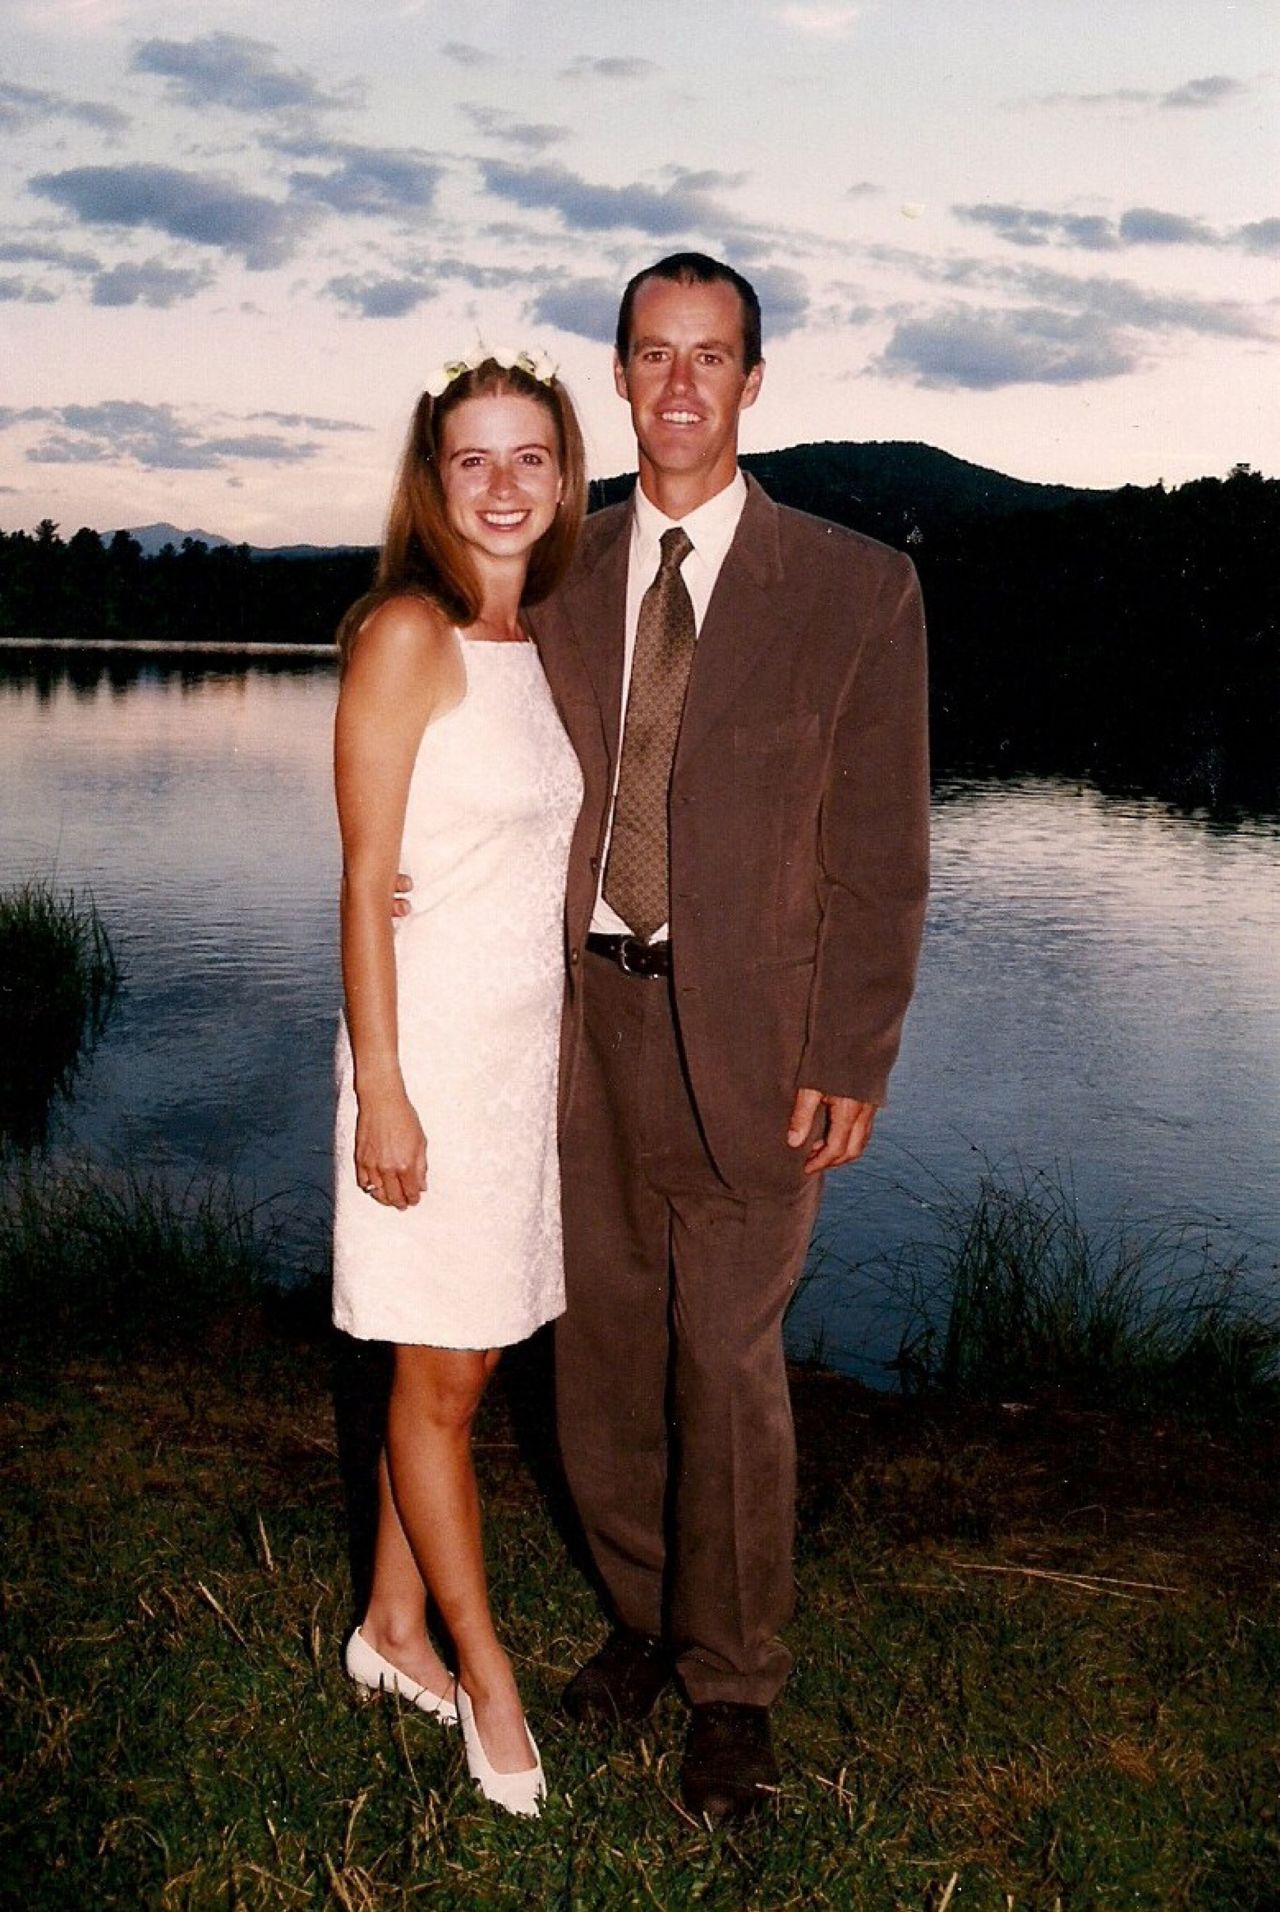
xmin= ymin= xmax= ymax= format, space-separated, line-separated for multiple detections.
xmin=787 ymin=1088 xmax=877 ymax=1174
xmin=393 ymin=871 xmax=413 ymax=919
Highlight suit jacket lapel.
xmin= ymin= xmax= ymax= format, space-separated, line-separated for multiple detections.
xmin=677 ymin=476 xmax=789 ymax=766
xmin=546 ymin=503 xmax=630 ymax=767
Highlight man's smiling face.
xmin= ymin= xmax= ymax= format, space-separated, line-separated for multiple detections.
xmin=614 ymin=274 xmax=763 ymax=511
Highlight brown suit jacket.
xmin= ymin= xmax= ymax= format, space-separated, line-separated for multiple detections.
xmin=529 ymin=475 xmax=930 ymax=1192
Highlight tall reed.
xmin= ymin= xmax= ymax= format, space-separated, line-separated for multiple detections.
xmin=0 ymin=1160 xmax=321 ymax=1374
xmin=0 ymin=878 xmax=120 ymax=1146
xmin=892 ymin=1167 xmax=1279 ymax=1422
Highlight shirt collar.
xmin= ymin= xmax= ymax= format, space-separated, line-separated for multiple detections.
xmin=631 ymin=469 xmax=747 ymax=571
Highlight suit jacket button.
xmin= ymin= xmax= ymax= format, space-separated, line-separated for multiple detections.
xmin=570 ymin=948 xmax=580 ymax=965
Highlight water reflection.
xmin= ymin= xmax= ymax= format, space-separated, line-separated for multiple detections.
xmin=0 ymin=643 xmax=333 ymax=705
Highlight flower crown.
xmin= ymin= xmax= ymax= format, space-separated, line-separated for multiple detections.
xmin=424 ymin=343 xmax=558 ymax=400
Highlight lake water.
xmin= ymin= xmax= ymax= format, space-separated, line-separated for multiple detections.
xmin=3 ymin=649 xmax=1277 ymax=1379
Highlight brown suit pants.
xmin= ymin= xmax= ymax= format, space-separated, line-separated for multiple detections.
xmin=556 ymin=949 xmax=821 ymax=1707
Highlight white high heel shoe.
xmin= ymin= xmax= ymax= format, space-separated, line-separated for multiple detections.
xmin=344 ymin=1627 xmax=459 ymax=1724
xmin=457 ymin=1686 xmax=546 ymax=1817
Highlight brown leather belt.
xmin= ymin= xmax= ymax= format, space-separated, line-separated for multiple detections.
xmin=585 ymin=932 xmax=672 ymax=979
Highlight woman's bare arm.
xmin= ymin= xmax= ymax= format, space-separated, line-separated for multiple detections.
xmin=334 ymin=597 xmax=464 ymax=1207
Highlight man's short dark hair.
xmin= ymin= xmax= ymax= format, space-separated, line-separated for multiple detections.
xmin=615 ymin=253 xmax=763 ymax=373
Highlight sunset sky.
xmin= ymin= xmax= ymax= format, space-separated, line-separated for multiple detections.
xmin=1 ymin=0 xmax=1276 ymax=547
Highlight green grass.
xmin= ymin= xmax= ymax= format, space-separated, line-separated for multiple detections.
xmin=2 ymin=1164 xmax=1278 ymax=1908
xmin=0 ymin=878 xmax=120 ymax=1147
xmin=889 ymin=1168 xmax=1280 ymax=1423
xmin=2 ymin=1337 xmax=1277 ymax=1909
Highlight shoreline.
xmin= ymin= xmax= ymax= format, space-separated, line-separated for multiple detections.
xmin=0 ymin=636 xmax=336 ymax=658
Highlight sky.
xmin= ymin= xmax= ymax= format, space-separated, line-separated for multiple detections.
xmin=0 ymin=0 xmax=1276 ymax=547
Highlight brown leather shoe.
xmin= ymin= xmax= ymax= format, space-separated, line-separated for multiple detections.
xmin=562 ymin=1627 xmax=672 ymax=1727
xmin=680 ymin=1702 xmax=779 ymax=1824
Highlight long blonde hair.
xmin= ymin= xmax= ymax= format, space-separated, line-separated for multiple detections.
xmin=337 ymin=361 xmax=586 ymax=664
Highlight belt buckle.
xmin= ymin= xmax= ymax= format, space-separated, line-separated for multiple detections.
xmin=617 ymin=936 xmax=646 ymax=977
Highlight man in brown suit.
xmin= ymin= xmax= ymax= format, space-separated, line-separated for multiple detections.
xmin=529 ymin=252 xmax=929 ymax=1822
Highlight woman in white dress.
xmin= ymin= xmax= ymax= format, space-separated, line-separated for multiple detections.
xmin=331 ymin=348 xmax=586 ymax=1816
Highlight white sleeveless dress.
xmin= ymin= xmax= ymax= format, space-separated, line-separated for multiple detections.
xmin=332 ymin=635 xmax=582 ymax=1348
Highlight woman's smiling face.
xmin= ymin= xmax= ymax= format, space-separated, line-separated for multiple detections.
xmin=438 ymin=391 xmax=563 ymax=564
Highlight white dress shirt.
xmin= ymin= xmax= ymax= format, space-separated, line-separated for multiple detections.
xmin=591 ymin=470 xmax=748 ymax=940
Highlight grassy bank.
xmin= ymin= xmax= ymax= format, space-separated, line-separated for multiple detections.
xmin=2 ymin=1171 xmax=1278 ymax=1908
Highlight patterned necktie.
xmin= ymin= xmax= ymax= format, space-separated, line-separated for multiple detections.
xmin=603 ymin=525 xmax=696 ymax=941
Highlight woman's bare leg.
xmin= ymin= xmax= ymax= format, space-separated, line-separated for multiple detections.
xmin=358 ymin=1451 xmax=453 ymax=1695
xmin=381 ymin=1343 xmax=534 ymax=1772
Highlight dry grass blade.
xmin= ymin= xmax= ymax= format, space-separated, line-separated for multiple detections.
xmin=943 ymin=1560 xmax=1183 ymax=1598
xmin=255 ymin=1512 xmax=275 ymax=1574
xmin=195 ymin=1579 xmax=250 ymax=1646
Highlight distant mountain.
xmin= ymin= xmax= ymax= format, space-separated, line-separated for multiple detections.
xmin=744 ymin=440 xmax=1108 ymax=524
xmin=115 ymin=522 xmax=232 ymax=557
xmin=110 ymin=524 xmax=364 ymax=561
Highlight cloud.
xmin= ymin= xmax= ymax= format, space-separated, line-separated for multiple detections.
xmin=778 ymin=5 xmax=859 ymax=38
xmin=440 ymin=42 xmax=496 ymax=68
xmin=1022 ymin=268 xmax=1262 ymax=339
xmin=528 ymin=276 xmax=620 ymax=344
xmin=0 ymin=276 xmax=32 ymax=302
xmin=1162 ymin=74 xmax=1247 ymax=110
xmin=664 ymin=166 xmax=750 ymax=192
xmin=0 ymin=79 xmax=129 ymax=134
xmin=325 ymin=272 xmax=435 ymax=318
xmin=877 ymin=305 xmax=1138 ymax=389
xmin=560 ymin=57 xmax=658 ymax=81
xmin=1117 ymin=206 xmax=1219 ymax=246
xmin=249 ymin=411 xmax=370 ymax=433
xmin=0 ymin=238 xmax=101 ymax=271
xmin=431 ymin=256 xmax=543 ymax=290
xmin=32 ymin=434 xmax=117 ymax=463
xmin=91 ymin=258 xmax=214 ymax=307
xmin=201 ymin=434 xmax=318 ymax=461
xmin=1022 ymin=74 xmax=1249 ymax=112
xmin=847 ymin=180 xmax=880 ymax=199
xmin=30 ymin=163 xmax=312 ymax=269
xmin=478 ymin=158 xmax=740 ymax=240
xmin=1024 ymin=88 xmax=1160 ymax=108
xmin=955 ymin=200 xmax=1276 ymax=256
xmin=873 ymin=242 xmax=1267 ymax=340
xmin=871 ymin=244 xmax=1268 ymax=392
xmin=1238 ymin=217 xmax=1280 ymax=256
xmin=954 ymin=203 xmax=1120 ymax=251
xmin=461 ymin=105 xmax=569 ymax=153
xmin=281 ymin=140 xmax=442 ymax=216
xmin=130 ymin=32 xmax=348 ymax=115
xmin=866 ymin=228 xmax=1270 ymax=392
xmin=5 ymin=400 xmax=328 ymax=469
xmin=751 ymin=264 xmax=811 ymax=339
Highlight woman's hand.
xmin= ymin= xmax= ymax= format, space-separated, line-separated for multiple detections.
xmin=355 ymin=1087 xmax=428 ymax=1210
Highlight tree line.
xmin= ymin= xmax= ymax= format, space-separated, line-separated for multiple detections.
xmin=1 ymin=453 xmax=1276 ymax=809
